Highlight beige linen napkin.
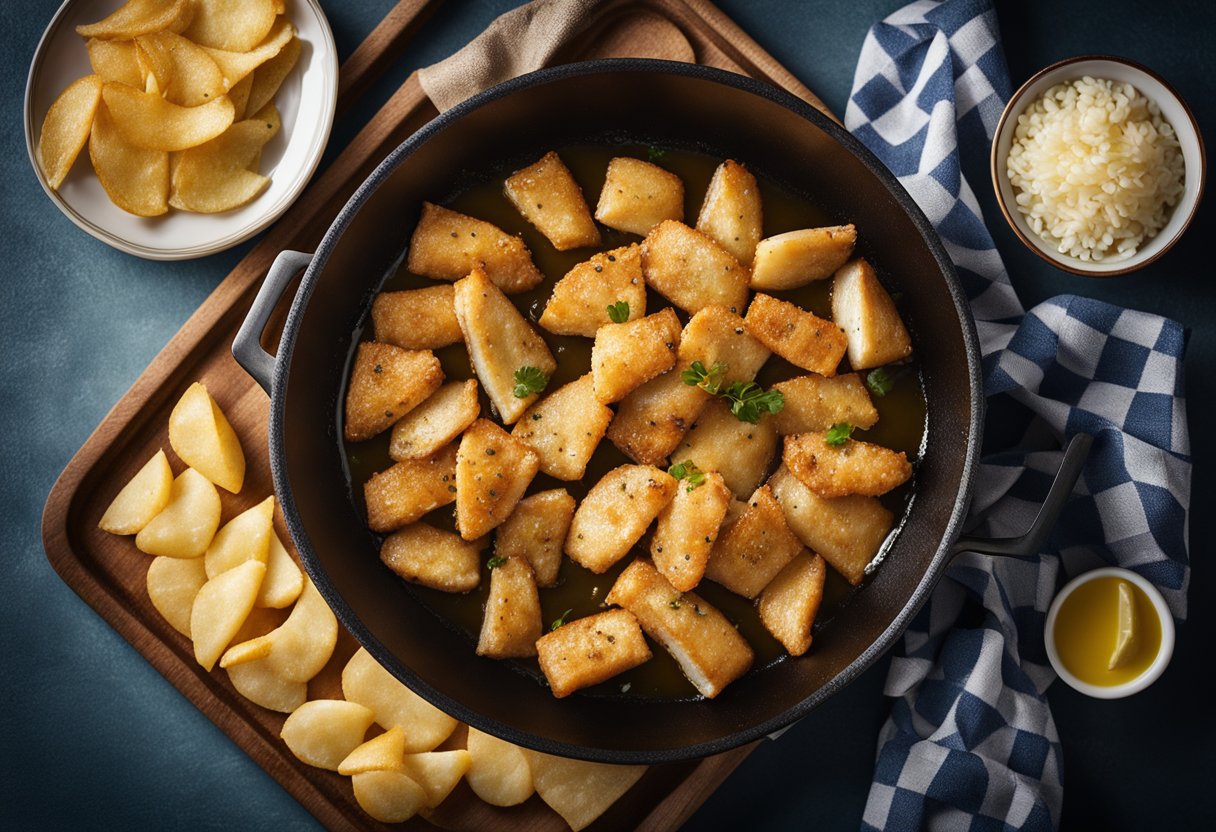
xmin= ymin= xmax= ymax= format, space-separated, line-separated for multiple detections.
xmin=418 ymin=0 xmax=607 ymax=112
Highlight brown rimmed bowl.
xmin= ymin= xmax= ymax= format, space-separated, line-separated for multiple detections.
xmin=991 ymin=55 xmax=1206 ymax=277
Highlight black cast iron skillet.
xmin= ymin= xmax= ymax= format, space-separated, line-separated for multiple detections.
xmin=233 ymin=60 xmax=1090 ymax=764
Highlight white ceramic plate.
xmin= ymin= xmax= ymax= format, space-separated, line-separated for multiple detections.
xmin=23 ymin=0 xmax=338 ymax=260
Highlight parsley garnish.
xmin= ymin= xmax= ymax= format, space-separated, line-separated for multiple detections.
xmin=825 ymin=422 xmax=855 ymax=446
xmin=647 ymin=146 xmax=667 ymax=163
xmin=681 ymin=361 xmax=783 ymax=424
xmin=721 ymin=381 xmax=784 ymax=424
xmin=866 ymin=367 xmax=894 ymax=397
xmin=512 ymin=366 xmax=548 ymax=398
xmin=667 ymin=459 xmax=707 ymax=492
xmin=680 ymin=360 xmax=725 ymax=395
xmin=486 ymin=556 xmax=507 ymax=570
xmin=607 ymin=301 xmax=630 ymax=324
xmin=550 ymin=609 xmax=573 ymax=631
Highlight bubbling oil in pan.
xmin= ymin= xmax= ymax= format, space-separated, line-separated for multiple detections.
xmin=344 ymin=145 xmax=927 ymax=700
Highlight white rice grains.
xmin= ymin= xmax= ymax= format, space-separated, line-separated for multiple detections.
xmin=1006 ymin=76 xmax=1185 ymax=262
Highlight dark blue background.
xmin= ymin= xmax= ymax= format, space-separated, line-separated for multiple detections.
xmin=3 ymin=1 xmax=1212 ymax=829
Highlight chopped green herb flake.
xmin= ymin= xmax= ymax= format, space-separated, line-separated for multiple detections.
xmin=647 ymin=146 xmax=667 ymax=163
xmin=513 ymin=365 xmax=548 ymax=398
xmin=667 ymin=459 xmax=706 ymax=491
xmin=825 ymin=422 xmax=855 ymax=446
xmin=550 ymin=609 xmax=574 ymax=631
xmin=486 ymin=556 xmax=507 ymax=570
xmin=866 ymin=367 xmax=894 ymax=397
xmin=668 ymin=598 xmax=683 ymax=610
xmin=722 ymin=381 xmax=784 ymax=424
xmin=680 ymin=360 xmax=726 ymax=394
xmin=607 ymin=301 xmax=630 ymax=324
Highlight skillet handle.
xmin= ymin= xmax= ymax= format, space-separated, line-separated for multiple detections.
xmin=232 ymin=250 xmax=314 ymax=394
xmin=951 ymin=433 xmax=1093 ymax=560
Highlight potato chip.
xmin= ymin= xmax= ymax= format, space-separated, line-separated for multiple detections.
xmin=145 ymin=555 xmax=207 ymax=637
xmin=201 ymin=18 xmax=295 ymax=87
xmin=86 ymin=39 xmax=143 ymax=87
xmin=203 ymin=495 xmax=274 ymax=578
xmin=190 ymin=559 xmax=265 ymax=671
xmin=101 ymin=82 xmax=234 ymax=151
xmin=169 ymin=109 xmax=280 ymax=213
xmin=226 ymin=658 xmax=307 ymax=713
xmin=226 ymin=72 xmax=254 ymax=120
xmin=261 ymin=578 xmax=338 ymax=682
xmin=244 ymin=36 xmax=299 ymax=121
xmin=98 ymin=448 xmax=173 ymax=535
xmin=183 ymin=0 xmax=278 ymax=53
xmin=75 ymin=0 xmax=194 ymax=40
xmin=400 ymin=750 xmax=471 ymax=808
xmin=281 ymin=700 xmax=375 ymax=771
xmin=168 ymin=382 xmax=246 ymax=493
xmin=256 ymin=530 xmax=303 ymax=608
xmin=338 ymin=726 xmax=407 ymax=775
xmin=342 ymin=648 xmax=458 ymax=753
xmin=135 ymin=31 xmax=226 ymax=107
xmin=134 ymin=468 xmax=221 ymax=558
xmin=88 ymin=101 xmax=169 ymax=215
xmin=524 ymin=750 xmax=647 ymax=831
xmin=465 ymin=728 xmax=534 ymax=807
xmin=38 ymin=75 xmax=103 ymax=190
xmin=352 ymin=769 xmax=427 ymax=824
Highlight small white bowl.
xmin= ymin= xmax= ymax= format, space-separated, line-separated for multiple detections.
xmin=1044 ymin=566 xmax=1175 ymax=699
xmin=23 ymin=0 xmax=338 ymax=261
xmin=991 ymin=56 xmax=1205 ymax=277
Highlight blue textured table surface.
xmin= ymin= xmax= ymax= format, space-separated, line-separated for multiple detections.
xmin=2 ymin=1 xmax=1212 ymax=829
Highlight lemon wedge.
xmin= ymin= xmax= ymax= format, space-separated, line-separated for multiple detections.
xmin=1108 ymin=580 xmax=1139 ymax=670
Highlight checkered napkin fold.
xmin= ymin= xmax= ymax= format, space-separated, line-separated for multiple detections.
xmin=845 ymin=0 xmax=1191 ymax=829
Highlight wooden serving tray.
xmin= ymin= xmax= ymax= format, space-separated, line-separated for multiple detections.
xmin=41 ymin=2 xmax=834 ymax=829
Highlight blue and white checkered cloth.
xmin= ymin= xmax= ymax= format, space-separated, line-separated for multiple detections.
xmin=845 ymin=1 xmax=1192 ymax=829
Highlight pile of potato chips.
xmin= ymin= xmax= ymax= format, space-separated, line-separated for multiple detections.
xmin=38 ymin=0 xmax=300 ymax=216
xmin=98 ymin=380 xmax=647 ymax=828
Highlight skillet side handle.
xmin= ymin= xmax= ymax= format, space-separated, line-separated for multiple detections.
xmin=951 ymin=433 xmax=1094 ymax=560
xmin=232 ymin=250 xmax=314 ymax=394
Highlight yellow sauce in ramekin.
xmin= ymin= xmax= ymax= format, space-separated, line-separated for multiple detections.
xmin=1052 ymin=576 xmax=1162 ymax=687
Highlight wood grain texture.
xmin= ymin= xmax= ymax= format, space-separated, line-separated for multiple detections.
xmin=41 ymin=2 xmax=834 ymax=830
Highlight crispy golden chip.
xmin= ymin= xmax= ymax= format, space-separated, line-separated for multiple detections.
xmin=352 ymin=770 xmax=427 ymax=824
xmin=696 ymin=159 xmax=763 ymax=267
xmin=408 ymin=203 xmax=544 ymax=294
xmin=831 ymin=258 xmax=913 ymax=370
xmin=201 ymin=18 xmax=296 ymax=87
xmin=146 ymin=555 xmax=207 ymax=637
xmin=134 ymin=468 xmax=221 ymax=558
xmin=342 ymin=648 xmax=459 ymax=752
xmin=99 ymin=448 xmax=174 ymax=535
xmin=372 ymin=285 xmax=462 ymax=352
xmin=642 ymin=220 xmax=750 ymax=315
xmin=745 ymin=293 xmax=848 ymax=377
xmin=504 ymin=150 xmax=601 ymax=251
xmin=101 ymin=81 xmax=234 ymax=151
xmin=476 ymin=557 xmax=542 ymax=659
xmin=203 ymin=495 xmax=274 ymax=577
xmin=257 ymin=529 xmax=304 ymax=608
xmin=703 ymin=485 xmax=804 ymax=599
xmin=168 ymin=381 xmax=245 ymax=493
xmin=88 ymin=100 xmax=169 ymax=215
xmin=75 ymin=0 xmax=194 ymax=40
xmin=595 ymin=156 xmax=684 ymax=236
xmin=245 ymin=35 xmax=300 ymax=118
xmin=455 ymin=419 xmax=539 ymax=540
xmin=493 ymin=489 xmax=575 ymax=587
xmin=380 ymin=524 xmax=482 ymax=594
xmin=135 ymin=31 xmax=226 ymax=107
xmin=226 ymin=658 xmax=307 ymax=712
xmin=191 ymin=559 xmax=265 ymax=671
xmin=607 ymin=370 xmax=712 ymax=466
xmin=388 ymin=380 xmax=479 ymax=462
xmin=465 ymin=728 xmax=534 ymax=807
xmin=39 ymin=75 xmax=103 ymax=190
xmin=281 ymin=700 xmax=376 ymax=772
xmin=758 ymin=551 xmax=826 ymax=656
xmin=673 ymin=398 xmax=778 ymax=499
xmin=400 ymin=750 xmax=472 ymax=808
xmin=511 ymin=374 xmax=613 ymax=481
xmin=538 ymin=244 xmax=646 ymax=337
xmin=86 ymin=39 xmax=143 ymax=87
xmin=169 ymin=109 xmax=280 ymax=213
xmin=751 ymin=225 xmax=857 ymax=291
xmin=524 ymin=749 xmax=648 ymax=831
xmin=183 ymin=0 xmax=278 ymax=52
xmin=225 ymin=72 xmax=254 ymax=120
xmin=363 ymin=444 xmax=458 ymax=534
xmin=771 ymin=373 xmax=878 ymax=436
xmin=651 ymin=471 xmax=732 ymax=592
xmin=591 ymin=308 xmax=681 ymax=404
xmin=535 ymin=609 xmax=652 ymax=698
xmin=338 ymin=727 xmax=407 ymax=775
xmin=566 ymin=465 xmax=677 ymax=574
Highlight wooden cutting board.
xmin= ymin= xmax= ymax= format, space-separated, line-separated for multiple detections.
xmin=41 ymin=2 xmax=835 ymax=829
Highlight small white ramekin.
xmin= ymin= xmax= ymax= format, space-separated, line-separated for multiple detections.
xmin=1044 ymin=566 xmax=1175 ymax=699
xmin=990 ymin=56 xmax=1205 ymax=277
